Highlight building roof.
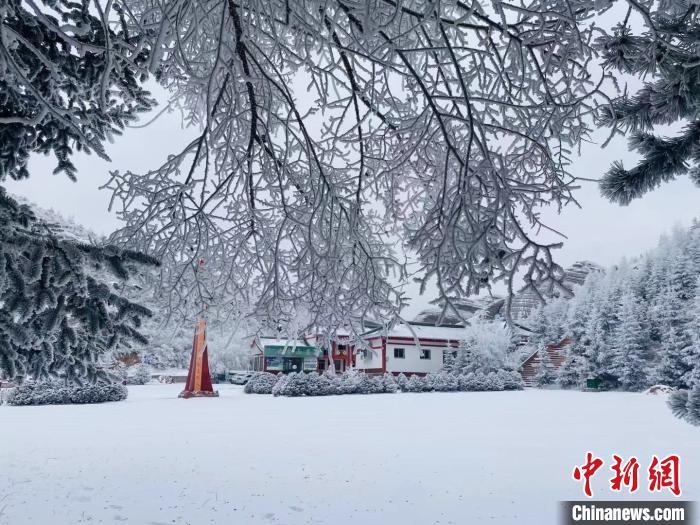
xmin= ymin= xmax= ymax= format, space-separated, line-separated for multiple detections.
xmin=364 ymin=322 xmax=466 ymax=342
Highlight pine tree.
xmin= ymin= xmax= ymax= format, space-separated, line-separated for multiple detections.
xmin=0 ymin=189 xmax=158 ymax=383
xmin=1 ymin=0 xmax=154 ymax=181
xmin=534 ymin=344 xmax=556 ymax=387
xmin=598 ymin=4 xmax=700 ymax=204
xmin=611 ymin=289 xmax=651 ymax=391
xmin=654 ymin=324 xmax=694 ymax=388
xmin=686 ymin=384 xmax=700 ymax=426
xmin=557 ymin=344 xmax=587 ymax=389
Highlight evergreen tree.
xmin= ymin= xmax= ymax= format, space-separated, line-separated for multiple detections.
xmin=598 ymin=3 xmax=700 ymax=205
xmin=686 ymin=384 xmax=700 ymax=426
xmin=557 ymin=345 xmax=587 ymax=389
xmin=0 ymin=189 xmax=158 ymax=383
xmin=1 ymin=0 xmax=154 ymax=180
xmin=654 ymin=324 xmax=694 ymax=388
xmin=611 ymin=289 xmax=651 ymax=391
xmin=534 ymin=344 xmax=556 ymax=387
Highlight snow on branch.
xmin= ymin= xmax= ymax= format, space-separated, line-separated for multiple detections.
xmin=105 ymin=0 xmax=616 ymax=329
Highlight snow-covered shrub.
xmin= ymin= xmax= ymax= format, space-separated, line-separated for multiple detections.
xmin=0 ymin=387 xmax=15 ymax=405
xmin=382 ymin=373 xmax=398 ymax=393
xmin=485 ymin=371 xmax=505 ymax=391
xmin=318 ymin=370 xmax=341 ymax=395
xmin=396 ymin=373 xmax=408 ymax=391
xmin=353 ymin=372 xmax=374 ymax=394
xmin=6 ymin=381 xmax=128 ymax=406
xmin=271 ymin=373 xmax=290 ymax=397
xmin=244 ymin=372 xmax=278 ymax=394
xmin=497 ymin=369 xmax=524 ymax=390
xmin=430 ymin=371 xmax=459 ymax=392
xmin=338 ymin=369 xmax=363 ymax=394
xmin=303 ymin=372 xmax=323 ymax=396
xmin=370 ymin=375 xmax=386 ymax=394
xmin=277 ymin=372 xmax=308 ymax=397
xmin=126 ymin=364 xmax=151 ymax=385
xmin=403 ymin=374 xmax=428 ymax=393
xmin=459 ymin=372 xmax=489 ymax=391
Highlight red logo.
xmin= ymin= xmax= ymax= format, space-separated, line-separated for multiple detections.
xmin=573 ymin=452 xmax=604 ymax=498
xmin=648 ymin=455 xmax=681 ymax=497
xmin=573 ymin=453 xmax=681 ymax=498
xmin=610 ymin=455 xmax=640 ymax=493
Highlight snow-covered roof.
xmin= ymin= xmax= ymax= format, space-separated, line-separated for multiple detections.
xmin=365 ymin=322 xmax=465 ymax=342
xmin=255 ymin=337 xmax=314 ymax=348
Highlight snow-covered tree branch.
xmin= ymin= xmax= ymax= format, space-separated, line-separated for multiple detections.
xmin=103 ymin=0 xmax=617 ymax=329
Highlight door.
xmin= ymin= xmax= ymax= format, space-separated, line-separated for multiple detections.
xmin=283 ymin=357 xmax=304 ymax=373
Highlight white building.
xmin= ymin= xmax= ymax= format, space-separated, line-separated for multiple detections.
xmin=354 ymin=322 xmax=465 ymax=376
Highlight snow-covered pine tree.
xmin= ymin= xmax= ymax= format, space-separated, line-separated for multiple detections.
xmin=442 ymin=349 xmax=457 ymax=375
xmin=534 ymin=344 xmax=556 ymax=387
xmin=686 ymin=384 xmax=700 ymax=426
xmin=611 ymin=288 xmax=652 ymax=391
xmin=557 ymin=348 xmax=587 ymax=390
xmin=598 ymin=3 xmax=700 ymax=205
xmin=558 ymin=281 xmax=596 ymax=388
xmin=1 ymin=0 xmax=154 ymax=181
xmin=581 ymin=302 xmax=608 ymax=380
xmin=0 ymin=189 xmax=158 ymax=383
xmin=654 ymin=323 xmax=694 ymax=389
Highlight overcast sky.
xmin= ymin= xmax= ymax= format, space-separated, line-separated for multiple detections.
xmin=6 ymin=85 xmax=700 ymax=320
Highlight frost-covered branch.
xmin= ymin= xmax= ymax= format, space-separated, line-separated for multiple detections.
xmin=105 ymin=0 xmax=615 ymax=329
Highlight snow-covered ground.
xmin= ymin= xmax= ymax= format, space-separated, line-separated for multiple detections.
xmin=1 ymin=386 xmax=697 ymax=524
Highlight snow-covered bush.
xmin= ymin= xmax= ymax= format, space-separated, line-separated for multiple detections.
xmin=337 ymin=369 xmax=363 ymax=394
xmin=497 ymin=369 xmax=524 ymax=390
xmin=126 ymin=364 xmax=151 ymax=385
xmin=318 ymin=370 xmax=341 ymax=395
xmin=459 ymin=372 xmax=489 ymax=392
xmin=264 ymin=370 xmax=399 ymax=397
xmin=403 ymin=374 xmax=428 ymax=393
xmin=273 ymin=372 xmax=308 ymax=397
xmin=382 ymin=373 xmax=398 ymax=393
xmin=271 ymin=374 xmax=289 ymax=397
xmin=6 ymin=381 xmax=128 ymax=406
xmin=485 ymin=371 xmax=505 ymax=391
xmin=244 ymin=372 xmax=278 ymax=394
xmin=430 ymin=372 xmax=460 ymax=392
xmin=396 ymin=373 xmax=408 ymax=391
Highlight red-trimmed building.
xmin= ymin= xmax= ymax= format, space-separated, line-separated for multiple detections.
xmin=354 ymin=322 xmax=465 ymax=376
xmin=250 ymin=323 xmax=467 ymax=376
xmin=250 ymin=334 xmax=355 ymax=374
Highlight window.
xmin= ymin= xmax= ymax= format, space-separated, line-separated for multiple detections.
xmin=393 ymin=348 xmax=405 ymax=359
xmin=443 ymin=350 xmax=457 ymax=363
xmin=420 ymin=349 xmax=431 ymax=360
